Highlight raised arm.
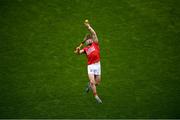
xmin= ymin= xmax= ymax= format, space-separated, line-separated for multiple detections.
xmin=84 ymin=20 xmax=98 ymax=43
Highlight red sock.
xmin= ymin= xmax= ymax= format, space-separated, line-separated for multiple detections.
xmin=93 ymin=92 xmax=97 ymax=96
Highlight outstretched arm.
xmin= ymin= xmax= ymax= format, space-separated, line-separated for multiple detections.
xmin=84 ymin=20 xmax=98 ymax=43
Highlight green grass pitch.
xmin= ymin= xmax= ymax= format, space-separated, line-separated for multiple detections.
xmin=0 ymin=0 xmax=180 ymax=118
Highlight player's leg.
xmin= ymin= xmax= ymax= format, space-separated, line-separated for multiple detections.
xmin=88 ymin=74 xmax=102 ymax=103
xmin=95 ymin=75 xmax=101 ymax=86
xmin=86 ymin=75 xmax=100 ymax=92
xmin=85 ymin=64 xmax=93 ymax=93
xmin=88 ymin=74 xmax=96 ymax=95
xmin=94 ymin=62 xmax=101 ymax=86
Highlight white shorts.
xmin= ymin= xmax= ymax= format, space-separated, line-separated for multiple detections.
xmin=87 ymin=62 xmax=101 ymax=75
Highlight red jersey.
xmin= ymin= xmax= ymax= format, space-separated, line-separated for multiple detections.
xmin=83 ymin=42 xmax=100 ymax=65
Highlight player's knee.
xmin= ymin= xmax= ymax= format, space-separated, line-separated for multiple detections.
xmin=95 ymin=76 xmax=101 ymax=82
xmin=90 ymin=80 xmax=95 ymax=86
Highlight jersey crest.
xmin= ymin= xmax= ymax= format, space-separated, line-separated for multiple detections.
xmin=86 ymin=46 xmax=95 ymax=55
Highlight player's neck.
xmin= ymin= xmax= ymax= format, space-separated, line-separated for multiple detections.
xmin=88 ymin=43 xmax=92 ymax=46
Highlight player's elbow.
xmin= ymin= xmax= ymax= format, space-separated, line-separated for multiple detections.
xmin=92 ymin=31 xmax=96 ymax=36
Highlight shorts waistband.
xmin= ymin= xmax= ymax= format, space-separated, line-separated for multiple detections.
xmin=89 ymin=61 xmax=100 ymax=65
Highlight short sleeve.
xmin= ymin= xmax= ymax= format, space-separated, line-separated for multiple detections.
xmin=83 ymin=47 xmax=87 ymax=53
xmin=93 ymin=42 xmax=99 ymax=47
